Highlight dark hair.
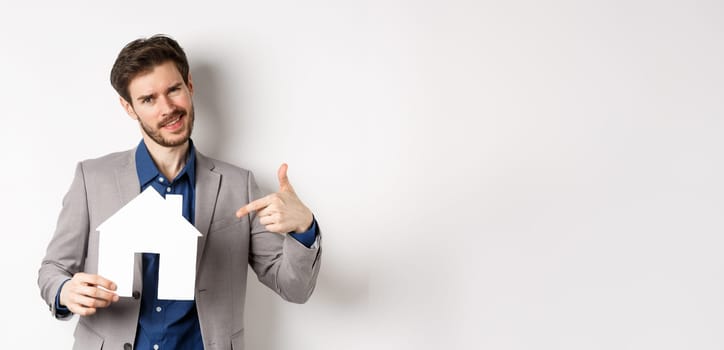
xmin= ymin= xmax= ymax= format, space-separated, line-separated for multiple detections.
xmin=110 ymin=34 xmax=189 ymax=104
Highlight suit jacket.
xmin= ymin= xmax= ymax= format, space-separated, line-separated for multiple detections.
xmin=38 ymin=148 xmax=322 ymax=350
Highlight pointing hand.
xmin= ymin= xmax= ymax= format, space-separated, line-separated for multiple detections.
xmin=236 ymin=163 xmax=313 ymax=233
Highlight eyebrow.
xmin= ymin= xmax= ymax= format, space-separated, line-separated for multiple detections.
xmin=166 ymin=82 xmax=183 ymax=94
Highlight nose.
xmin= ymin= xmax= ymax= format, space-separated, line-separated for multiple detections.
xmin=158 ymin=94 xmax=176 ymax=116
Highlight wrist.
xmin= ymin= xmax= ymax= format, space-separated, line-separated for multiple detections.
xmin=295 ymin=223 xmax=311 ymax=233
xmin=294 ymin=213 xmax=313 ymax=233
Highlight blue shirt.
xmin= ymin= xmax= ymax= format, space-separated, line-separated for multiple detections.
xmin=134 ymin=139 xmax=201 ymax=350
xmin=56 ymin=139 xmax=318 ymax=349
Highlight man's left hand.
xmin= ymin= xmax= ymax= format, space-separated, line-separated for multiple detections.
xmin=236 ymin=163 xmax=313 ymax=233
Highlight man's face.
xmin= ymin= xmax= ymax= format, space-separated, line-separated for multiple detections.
xmin=122 ymin=61 xmax=195 ymax=148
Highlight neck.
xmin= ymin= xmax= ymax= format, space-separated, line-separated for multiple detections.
xmin=142 ymin=136 xmax=190 ymax=180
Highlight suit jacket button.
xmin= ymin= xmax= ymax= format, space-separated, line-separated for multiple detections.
xmin=132 ymin=291 xmax=140 ymax=300
xmin=123 ymin=343 xmax=133 ymax=350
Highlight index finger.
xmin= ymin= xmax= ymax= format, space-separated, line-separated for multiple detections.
xmin=81 ymin=285 xmax=119 ymax=303
xmin=236 ymin=195 xmax=273 ymax=218
xmin=78 ymin=273 xmax=117 ymax=291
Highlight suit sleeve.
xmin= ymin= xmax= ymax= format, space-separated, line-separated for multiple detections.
xmin=246 ymin=171 xmax=322 ymax=304
xmin=38 ymin=162 xmax=91 ymax=319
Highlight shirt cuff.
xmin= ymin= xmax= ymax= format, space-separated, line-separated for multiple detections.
xmin=288 ymin=216 xmax=318 ymax=248
xmin=55 ymin=279 xmax=71 ymax=317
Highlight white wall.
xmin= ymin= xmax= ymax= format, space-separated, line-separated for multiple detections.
xmin=2 ymin=0 xmax=723 ymax=349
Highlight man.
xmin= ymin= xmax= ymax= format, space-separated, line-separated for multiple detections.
xmin=38 ymin=35 xmax=322 ymax=350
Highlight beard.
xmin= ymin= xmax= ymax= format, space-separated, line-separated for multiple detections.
xmin=138 ymin=104 xmax=195 ymax=148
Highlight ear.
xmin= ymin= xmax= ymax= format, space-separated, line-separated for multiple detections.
xmin=187 ymin=73 xmax=194 ymax=96
xmin=119 ymin=96 xmax=137 ymax=120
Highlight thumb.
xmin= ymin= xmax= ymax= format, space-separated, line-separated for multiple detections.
xmin=277 ymin=163 xmax=294 ymax=192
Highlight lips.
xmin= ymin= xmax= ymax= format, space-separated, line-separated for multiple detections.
xmin=161 ymin=112 xmax=185 ymax=130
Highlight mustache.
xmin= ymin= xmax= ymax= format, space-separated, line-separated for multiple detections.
xmin=158 ymin=109 xmax=186 ymax=127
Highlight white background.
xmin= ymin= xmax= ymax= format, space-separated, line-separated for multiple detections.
xmin=2 ymin=1 xmax=723 ymax=349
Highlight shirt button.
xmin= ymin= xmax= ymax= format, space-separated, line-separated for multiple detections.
xmin=156 ymin=306 xmax=162 ymax=312
xmin=153 ymin=345 xmax=159 ymax=350
xmin=166 ymin=187 xmax=172 ymax=192
xmin=158 ymin=177 xmax=164 ymax=183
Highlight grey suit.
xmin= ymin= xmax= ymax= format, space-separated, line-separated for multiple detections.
xmin=38 ymin=147 xmax=322 ymax=350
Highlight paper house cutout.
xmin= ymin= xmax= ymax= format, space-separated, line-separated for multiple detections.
xmin=96 ymin=187 xmax=202 ymax=300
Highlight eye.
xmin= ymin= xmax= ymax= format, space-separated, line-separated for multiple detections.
xmin=142 ymin=97 xmax=153 ymax=104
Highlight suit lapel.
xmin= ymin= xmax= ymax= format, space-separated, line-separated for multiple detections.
xmin=194 ymin=151 xmax=221 ymax=272
xmin=114 ymin=149 xmax=143 ymax=294
xmin=115 ymin=149 xmax=141 ymax=207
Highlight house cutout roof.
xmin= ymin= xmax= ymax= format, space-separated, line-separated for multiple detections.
xmin=97 ymin=187 xmax=202 ymax=300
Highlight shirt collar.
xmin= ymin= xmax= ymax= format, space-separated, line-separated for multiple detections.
xmin=135 ymin=139 xmax=197 ymax=187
